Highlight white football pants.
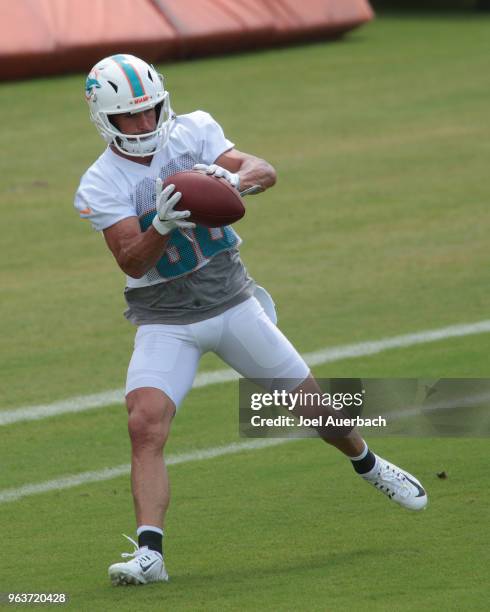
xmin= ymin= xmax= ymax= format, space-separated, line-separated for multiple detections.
xmin=125 ymin=295 xmax=310 ymax=408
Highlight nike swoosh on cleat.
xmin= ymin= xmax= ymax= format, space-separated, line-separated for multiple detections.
xmin=403 ymin=474 xmax=426 ymax=497
xmin=140 ymin=559 xmax=159 ymax=572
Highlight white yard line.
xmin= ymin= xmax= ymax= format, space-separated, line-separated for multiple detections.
xmin=1 ymin=319 xmax=490 ymax=505
xmin=2 ymin=386 xmax=487 ymax=505
xmin=1 ymin=319 xmax=490 ymax=427
xmin=0 ymin=439 xmax=287 ymax=504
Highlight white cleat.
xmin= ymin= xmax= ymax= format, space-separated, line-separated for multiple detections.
xmin=108 ymin=535 xmax=169 ymax=586
xmin=362 ymin=456 xmax=428 ymax=511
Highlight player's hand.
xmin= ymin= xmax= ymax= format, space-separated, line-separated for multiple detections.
xmin=152 ymin=178 xmax=196 ymax=236
xmin=193 ymin=163 xmax=240 ymax=190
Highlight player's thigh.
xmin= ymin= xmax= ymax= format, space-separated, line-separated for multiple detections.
xmin=215 ymin=298 xmax=309 ymax=387
xmin=126 ymin=324 xmax=201 ymax=409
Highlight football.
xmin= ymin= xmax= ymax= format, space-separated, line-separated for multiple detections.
xmin=163 ymin=170 xmax=245 ymax=227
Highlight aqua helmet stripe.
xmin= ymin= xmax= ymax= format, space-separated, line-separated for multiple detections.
xmin=111 ymin=55 xmax=146 ymax=98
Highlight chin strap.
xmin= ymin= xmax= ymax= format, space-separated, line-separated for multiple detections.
xmin=119 ymin=133 xmax=161 ymax=156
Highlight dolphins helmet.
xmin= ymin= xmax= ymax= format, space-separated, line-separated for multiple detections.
xmin=85 ymin=54 xmax=174 ymax=157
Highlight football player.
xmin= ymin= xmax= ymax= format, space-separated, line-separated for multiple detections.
xmin=75 ymin=54 xmax=428 ymax=586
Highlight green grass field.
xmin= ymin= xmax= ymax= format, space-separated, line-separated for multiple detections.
xmin=1 ymin=12 xmax=490 ymax=611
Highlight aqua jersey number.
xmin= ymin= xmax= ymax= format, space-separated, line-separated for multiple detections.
xmin=139 ymin=213 xmax=239 ymax=280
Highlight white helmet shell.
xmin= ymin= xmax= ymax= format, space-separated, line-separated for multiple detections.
xmin=85 ymin=54 xmax=174 ymax=157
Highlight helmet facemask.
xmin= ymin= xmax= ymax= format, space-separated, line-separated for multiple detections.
xmin=100 ymin=91 xmax=173 ymax=157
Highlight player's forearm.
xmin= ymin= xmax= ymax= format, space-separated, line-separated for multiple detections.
xmin=237 ymin=157 xmax=277 ymax=192
xmin=116 ymin=227 xmax=170 ymax=279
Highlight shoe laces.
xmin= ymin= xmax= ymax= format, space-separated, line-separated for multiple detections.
xmin=376 ymin=464 xmax=411 ymax=498
xmin=120 ymin=534 xmax=147 ymax=559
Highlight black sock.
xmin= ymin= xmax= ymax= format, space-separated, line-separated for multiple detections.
xmin=138 ymin=530 xmax=163 ymax=555
xmin=351 ymin=448 xmax=376 ymax=474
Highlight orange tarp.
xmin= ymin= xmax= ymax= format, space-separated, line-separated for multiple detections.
xmin=153 ymin=0 xmax=277 ymax=56
xmin=262 ymin=0 xmax=374 ymax=39
xmin=156 ymin=0 xmax=373 ymax=54
xmin=0 ymin=0 xmax=177 ymax=80
xmin=0 ymin=0 xmax=373 ymax=81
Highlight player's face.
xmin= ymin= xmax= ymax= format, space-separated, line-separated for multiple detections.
xmin=112 ymin=108 xmax=157 ymax=135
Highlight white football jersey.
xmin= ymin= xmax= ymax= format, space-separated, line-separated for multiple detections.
xmin=74 ymin=111 xmax=240 ymax=288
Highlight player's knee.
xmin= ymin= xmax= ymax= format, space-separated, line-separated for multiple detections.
xmin=126 ymin=388 xmax=175 ymax=451
xmin=128 ymin=406 xmax=172 ymax=451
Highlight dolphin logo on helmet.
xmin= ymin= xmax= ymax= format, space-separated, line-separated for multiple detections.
xmin=85 ymin=75 xmax=101 ymax=100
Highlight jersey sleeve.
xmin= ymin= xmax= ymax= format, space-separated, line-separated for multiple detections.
xmin=184 ymin=110 xmax=235 ymax=165
xmin=74 ymin=169 xmax=136 ymax=232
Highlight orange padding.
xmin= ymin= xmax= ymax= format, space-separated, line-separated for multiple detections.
xmin=0 ymin=0 xmax=373 ymax=81
xmin=0 ymin=0 xmax=177 ymax=80
xmin=159 ymin=0 xmax=374 ymax=55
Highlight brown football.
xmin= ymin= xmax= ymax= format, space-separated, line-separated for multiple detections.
xmin=163 ymin=170 xmax=245 ymax=227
